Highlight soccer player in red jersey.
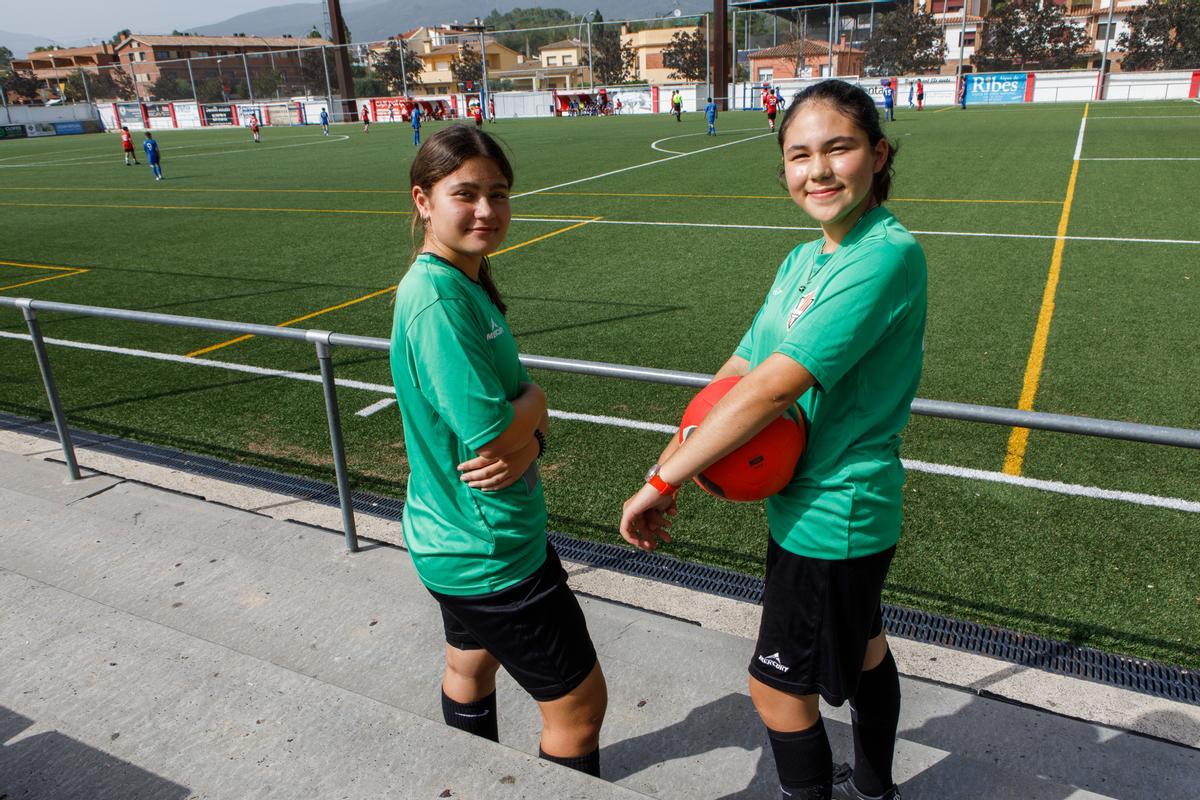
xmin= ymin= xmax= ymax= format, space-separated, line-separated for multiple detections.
xmin=120 ymin=126 xmax=138 ymax=165
xmin=764 ymin=90 xmax=780 ymax=133
xmin=249 ymin=114 xmax=261 ymax=143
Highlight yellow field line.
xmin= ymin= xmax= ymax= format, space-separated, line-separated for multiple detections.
xmin=934 ymin=106 xmax=957 ymax=113
xmin=0 ymin=260 xmax=85 ymax=272
xmin=0 ymin=260 xmax=88 ymax=293
xmin=1003 ymin=103 xmax=1090 ymax=476
xmin=186 ymin=217 xmax=602 ymax=358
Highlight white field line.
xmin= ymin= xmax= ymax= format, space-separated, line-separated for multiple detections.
xmin=0 ymin=135 xmax=350 ymax=169
xmin=512 ymin=132 xmax=774 ymax=199
xmin=650 ymin=127 xmax=766 ymax=155
xmin=1073 ymin=114 xmax=1088 ymax=160
xmin=1 ymin=330 xmax=1196 ymax=514
xmin=508 ymin=216 xmax=1200 ymax=246
xmin=1081 ymin=157 xmax=1200 ymax=162
xmin=355 ymin=397 xmax=396 ymax=417
xmin=1087 ymin=115 xmax=1200 ymax=119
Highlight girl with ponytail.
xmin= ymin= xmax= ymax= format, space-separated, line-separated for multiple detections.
xmin=392 ymin=125 xmax=607 ymax=777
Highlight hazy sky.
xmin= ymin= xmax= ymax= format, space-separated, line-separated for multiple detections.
xmin=8 ymin=0 xmax=291 ymax=43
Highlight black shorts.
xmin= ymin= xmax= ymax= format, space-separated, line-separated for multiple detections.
xmin=430 ymin=544 xmax=597 ymax=702
xmin=749 ymin=537 xmax=895 ymax=706
xmin=767 ymin=111 xmax=777 ymax=120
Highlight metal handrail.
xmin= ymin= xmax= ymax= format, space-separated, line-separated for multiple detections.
xmin=4 ymin=296 xmax=1199 ymax=553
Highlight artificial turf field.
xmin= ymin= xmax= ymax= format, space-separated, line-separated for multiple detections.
xmin=2 ymin=101 xmax=1198 ymax=670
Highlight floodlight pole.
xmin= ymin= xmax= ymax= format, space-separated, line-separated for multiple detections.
xmin=399 ymin=39 xmax=409 ymax=97
xmin=705 ymin=12 xmax=711 ymax=96
xmin=80 ymin=69 xmax=92 ymax=106
xmin=731 ymin=9 xmax=738 ymax=109
xmin=186 ymin=58 xmax=199 ymax=106
xmin=1096 ymin=0 xmax=1116 ymax=100
xmin=957 ymin=1 xmax=968 ymax=81
xmin=587 ymin=15 xmax=594 ymax=89
xmin=828 ymin=3 xmax=835 ymax=77
xmin=242 ymin=51 xmax=255 ymax=103
xmin=321 ymin=46 xmax=334 ymax=117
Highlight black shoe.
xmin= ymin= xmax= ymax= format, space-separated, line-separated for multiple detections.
xmin=831 ymin=763 xmax=901 ymax=800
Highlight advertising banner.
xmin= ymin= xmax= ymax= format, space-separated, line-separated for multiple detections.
xmin=966 ymin=72 xmax=1027 ymax=104
xmin=116 ymin=103 xmax=144 ymax=125
xmin=203 ymin=104 xmax=235 ymax=125
xmin=24 ymin=122 xmax=57 ymax=137
xmin=146 ymin=103 xmax=173 ymax=118
xmin=52 ymin=121 xmax=85 ymax=135
xmin=0 ymin=124 xmax=28 ymax=140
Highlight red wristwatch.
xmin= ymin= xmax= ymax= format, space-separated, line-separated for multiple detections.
xmin=645 ymin=463 xmax=680 ymax=496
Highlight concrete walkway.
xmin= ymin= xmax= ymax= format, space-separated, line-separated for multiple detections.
xmin=1 ymin=442 xmax=1197 ymax=799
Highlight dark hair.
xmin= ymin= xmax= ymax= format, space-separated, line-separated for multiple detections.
xmin=409 ymin=125 xmax=514 ymax=314
xmin=776 ymin=80 xmax=898 ymax=204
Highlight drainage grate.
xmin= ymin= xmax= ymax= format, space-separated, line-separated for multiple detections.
xmin=4 ymin=412 xmax=1198 ymax=706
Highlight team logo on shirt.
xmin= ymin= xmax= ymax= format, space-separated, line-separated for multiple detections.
xmin=757 ymin=651 xmax=790 ymax=672
xmin=786 ymin=291 xmax=816 ymax=329
xmin=486 ymin=318 xmax=504 ymax=341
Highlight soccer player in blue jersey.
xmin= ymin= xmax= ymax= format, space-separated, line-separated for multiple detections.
xmin=143 ymin=131 xmax=163 ymax=181
xmin=882 ymin=83 xmax=895 ymax=122
xmin=411 ymin=103 xmax=423 ymax=146
xmin=704 ymin=96 xmax=718 ymax=136
xmin=320 ymin=108 xmax=329 ymax=135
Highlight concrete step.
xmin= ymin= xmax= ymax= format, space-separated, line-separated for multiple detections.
xmin=2 ymin=450 xmax=1197 ymax=799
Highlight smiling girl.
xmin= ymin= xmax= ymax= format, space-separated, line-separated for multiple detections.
xmin=620 ymin=80 xmax=927 ymax=800
xmin=391 ymin=126 xmax=607 ymax=776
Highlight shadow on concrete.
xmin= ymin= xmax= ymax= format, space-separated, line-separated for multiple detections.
xmin=0 ymin=705 xmax=192 ymax=800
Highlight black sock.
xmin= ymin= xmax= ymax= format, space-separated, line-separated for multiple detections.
xmin=766 ymin=717 xmax=832 ymax=800
xmin=538 ymin=747 xmax=600 ymax=778
xmin=849 ymin=649 xmax=901 ymax=797
xmin=441 ymin=689 xmax=498 ymax=742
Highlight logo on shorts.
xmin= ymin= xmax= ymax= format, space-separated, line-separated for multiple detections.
xmin=486 ymin=318 xmax=504 ymax=341
xmin=757 ymin=651 xmax=790 ymax=673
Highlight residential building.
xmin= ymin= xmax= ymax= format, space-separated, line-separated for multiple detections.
xmin=620 ymin=24 xmax=705 ymax=84
xmin=748 ymin=37 xmax=866 ymax=81
xmin=12 ymin=43 xmax=120 ymax=81
xmin=414 ymin=38 xmax=524 ymax=94
xmin=916 ymin=0 xmax=1145 ymax=74
xmin=111 ymin=34 xmax=335 ymax=100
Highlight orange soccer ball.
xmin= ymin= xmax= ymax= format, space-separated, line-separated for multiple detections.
xmin=678 ymin=376 xmax=806 ymax=502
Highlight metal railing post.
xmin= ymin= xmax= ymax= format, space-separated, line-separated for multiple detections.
xmin=311 ymin=333 xmax=359 ymax=552
xmin=17 ymin=300 xmax=81 ymax=480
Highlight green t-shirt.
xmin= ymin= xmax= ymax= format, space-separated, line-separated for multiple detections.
xmin=734 ymin=207 xmax=927 ymax=560
xmin=389 ymin=254 xmax=547 ymax=596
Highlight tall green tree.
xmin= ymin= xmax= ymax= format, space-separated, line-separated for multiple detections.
xmin=372 ymin=39 xmax=422 ymax=92
xmin=1 ymin=69 xmax=40 ymax=101
xmin=588 ymin=11 xmax=637 ymax=85
xmin=1118 ymin=0 xmax=1200 ymax=70
xmin=72 ymin=65 xmax=136 ymax=100
xmin=450 ymin=45 xmax=483 ymax=87
xmin=0 ymin=46 xmax=12 ymax=71
xmin=863 ymin=6 xmax=949 ymax=76
xmin=973 ymin=0 xmax=1089 ymax=70
xmin=149 ymin=73 xmax=193 ymax=100
xmin=663 ymin=30 xmax=708 ymax=82
xmin=110 ymin=29 xmax=131 ymax=46
xmin=485 ymin=7 xmax=577 ymax=55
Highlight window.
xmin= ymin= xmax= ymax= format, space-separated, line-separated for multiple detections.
xmin=1096 ymin=22 xmax=1116 ymax=39
xmin=961 ymin=31 xmax=976 ymax=47
xmin=546 ymin=56 xmax=557 ymax=65
xmin=154 ymin=51 xmax=168 ymax=59
xmin=758 ymin=67 xmax=774 ymax=82
xmin=195 ymin=50 xmax=209 ymax=57
xmin=562 ymin=54 xmax=572 ymax=65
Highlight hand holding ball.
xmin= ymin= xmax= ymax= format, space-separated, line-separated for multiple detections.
xmin=679 ymin=377 xmax=806 ymax=502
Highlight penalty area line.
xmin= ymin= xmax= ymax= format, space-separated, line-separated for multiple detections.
xmin=0 ymin=331 xmax=1195 ymax=515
